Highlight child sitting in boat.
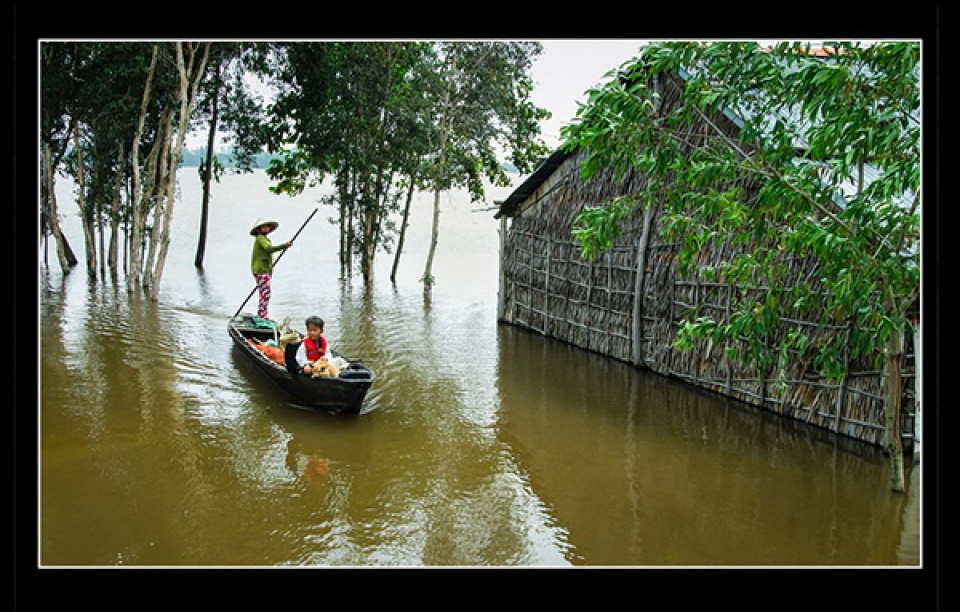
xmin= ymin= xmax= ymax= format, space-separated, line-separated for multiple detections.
xmin=295 ymin=316 xmax=349 ymax=377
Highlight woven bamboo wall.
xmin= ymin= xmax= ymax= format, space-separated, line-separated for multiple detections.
xmin=498 ymin=74 xmax=917 ymax=448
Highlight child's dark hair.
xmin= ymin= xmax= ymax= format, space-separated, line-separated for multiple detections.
xmin=305 ymin=316 xmax=324 ymax=329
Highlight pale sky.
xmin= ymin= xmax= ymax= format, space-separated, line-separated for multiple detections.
xmin=529 ymin=40 xmax=647 ymax=149
xmin=194 ymin=40 xmax=648 ymax=153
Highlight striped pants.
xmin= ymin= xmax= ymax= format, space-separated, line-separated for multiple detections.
xmin=254 ymin=273 xmax=272 ymax=319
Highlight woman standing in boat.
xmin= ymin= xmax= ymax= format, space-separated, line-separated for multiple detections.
xmin=250 ymin=217 xmax=293 ymax=320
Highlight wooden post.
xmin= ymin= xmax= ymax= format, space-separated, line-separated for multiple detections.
xmin=833 ymin=324 xmax=851 ymax=434
xmin=606 ymin=251 xmax=613 ymax=353
xmin=834 ymin=376 xmax=848 ymax=434
xmin=884 ymin=327 xmax=906 ymax=493
xmin=694 ymin=276 xmax=702 ymax=378
xmin=562 ymin=241 xmax=571 ymax=338
xmin=497 ymin=215 xmax=507 ymax=321
xmin=913 ymin=318 xmax=921 ymax=462
xmin=725 ymin=283 xmax=733 ymax=395
xmin=631 ymin=203 xmax=656 ymax=366
xmin=544 ymin=235 xmax=552 ymax=335
xmin=528 ymin=236 xmax=535 ymax=325
xmin=587 ymin=258 xmax=595 ymax=309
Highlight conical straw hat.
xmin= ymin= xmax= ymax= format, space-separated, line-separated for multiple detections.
xmin=250 ymin=217 xmax=279 ymax=236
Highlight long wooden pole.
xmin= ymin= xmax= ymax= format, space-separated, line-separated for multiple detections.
xmin=232 ymin=208 xmax=319 ymax=319
xmin=631 ymin=201 xmax=656 ymax=366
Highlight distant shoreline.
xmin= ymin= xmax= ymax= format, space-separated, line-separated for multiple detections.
xmin=178 ymin=147 xmax=280 ymax=169
xmin=179 ymin=146 xmax=521 ymax=175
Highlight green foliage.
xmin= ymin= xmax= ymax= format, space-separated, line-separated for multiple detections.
xmin=265 ymin=41 xmax=437 ymax=279
xmin=572 ymin=196 xmax=638 ymax=260
xmin=266 ymin=148 xmax=318 ymax=196
xmin=43 ymin=42 xmax=161 ymax=218
xmin=40 ymin=41 xmax=548 ymax=286
xmin=562 ymin=41 xmax=920 ymax=382
xmin=41 ymin=42 xmax=265 ymax=237
xmin=428 ymin=42 xmax=550 ymax=199
xmin=265 ymin=41 xmax=548 ymax=282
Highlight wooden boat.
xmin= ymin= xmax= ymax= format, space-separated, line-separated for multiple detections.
xmin=228 ymin=313 xmax=375 ymax=414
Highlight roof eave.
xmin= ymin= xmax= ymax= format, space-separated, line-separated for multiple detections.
xmin=494 ymin=147 xmax=573 ymax=219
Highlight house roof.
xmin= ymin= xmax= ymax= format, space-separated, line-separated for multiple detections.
xmin=493 ymin=148 xmax=571 ymax=219
xmin=495 ymin=49 xmax=918 ymax=223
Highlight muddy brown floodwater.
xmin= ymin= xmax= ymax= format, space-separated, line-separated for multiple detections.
xmin=38 ymin=170 xmax=921 ymax=567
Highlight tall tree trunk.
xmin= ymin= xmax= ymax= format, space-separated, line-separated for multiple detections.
xmin=107 ymin=141 xmax=123 ymax=277
xmin=142 ymin=107 xmax=174 ymax=294
xmin=423 ymin=187 xmax=441 ymax=291
xmin=42 ymin=141 xmax=77 ymax=272
xmin=423 ymin=53 xmax=456 ymax=294
xmin=362 ymin=210 xmax=376 ymax=283
xmin=94 ymin=141 xmax=106 ymax=281
xmin=360 ymin=172 xmax=376 ymax=284
xmin=149 ymin=41 xmax=211 ymax=301
xmin=339 ymin=195 xmax=348 ymax=276
xmin=344 ymin=170 xmax=357 ymax=277
xmin=391 ymin=178 xmax=416 ymax=283
xmin=195 ymin=60 xmax=221 ymax=269
xmin=98 ymin=202 xmax=106 ymax=281
xmin=360 ymin=165 xmax=394 ymax=285
xmin=127 ymin=43 xmax=159 ymax=295
xmin=107 ymin=218 xmax=119 ymax=280
xmin=73 ymin=122 xmax=97 ymax=276
xmin=337 ymin=168 xmax=353 ymax=278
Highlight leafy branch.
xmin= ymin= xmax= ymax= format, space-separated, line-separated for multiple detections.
xmin=562 ymin=41 xmax=920 ymax=383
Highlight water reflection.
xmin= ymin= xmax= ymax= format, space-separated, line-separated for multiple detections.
xmin=39 ymin=170 xmax=919 ymax=567
xmin=495 ymin=324 xmax=918 ymax=566
xmin=39 ymin=266 xmax=921 ymax=566
xmin=301 ymin=281 xmax=571 ymax=565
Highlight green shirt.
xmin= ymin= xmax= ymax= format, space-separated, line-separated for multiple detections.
xmin=251 ymin=235 xmax=286 ymax=275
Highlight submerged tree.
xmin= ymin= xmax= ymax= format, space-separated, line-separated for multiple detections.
xmin=129 ymin=42 xmax=211 ymax=300
xmin=40 ymin=42 xmax=81 ymax=273
xmin=193 ymin=42 xmax=271 ymax=269
xmin=43 ymin=41 xmax=167 ymax=281
xmin=264 ymin=41 xmax=549 ymax=287
xmin=420 ymin=41 xmax=549 ymax=293
xmin=40 ymin=41 xmax=211 ymax=299
xmin=266 ymin=41 xmax=432 ymax=284
xmin=562 ymin=41 xmax=920 ymax=491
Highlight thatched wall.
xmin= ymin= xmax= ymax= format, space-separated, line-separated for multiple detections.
xmin=497 ymin=73 xmax=917 ymax=448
